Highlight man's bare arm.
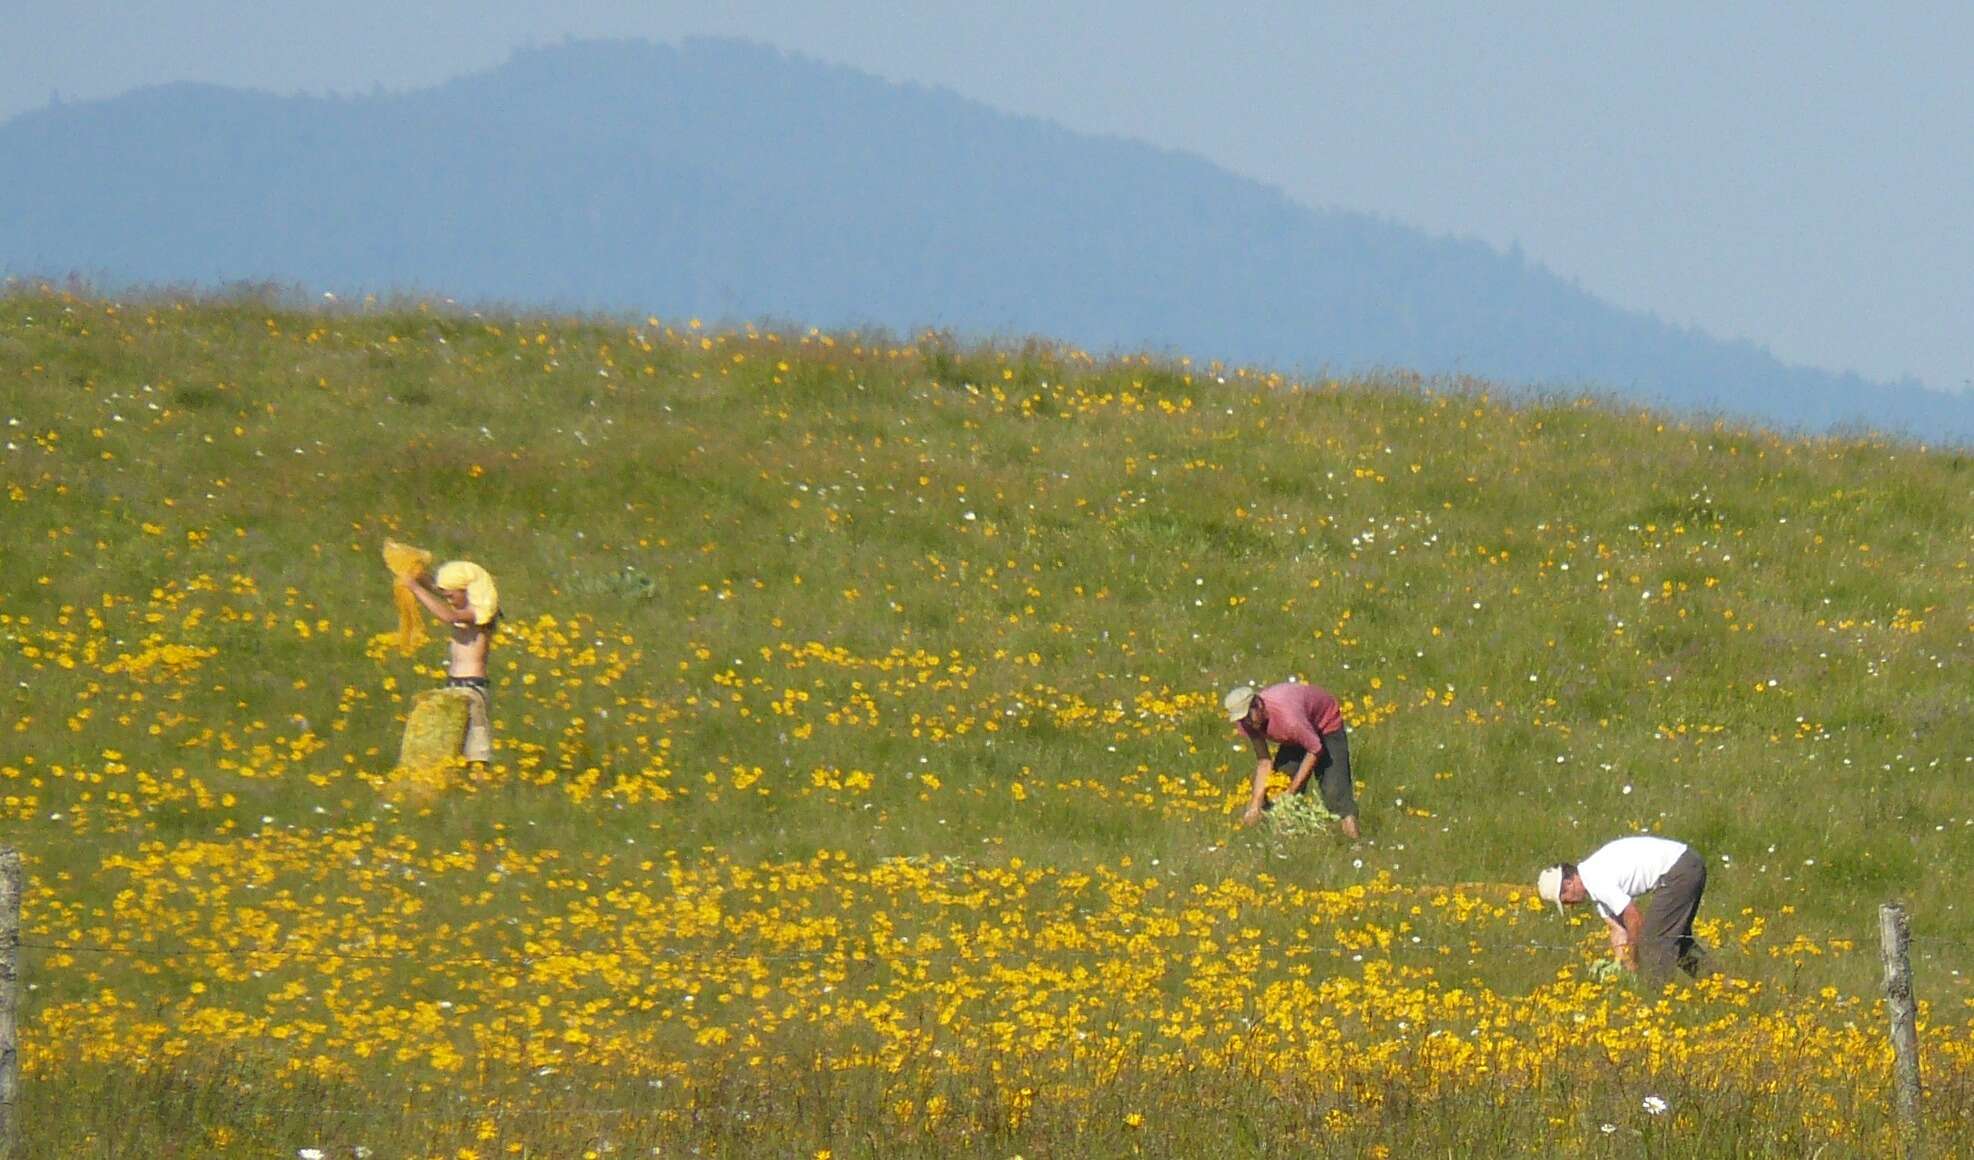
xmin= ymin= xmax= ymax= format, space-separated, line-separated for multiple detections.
xmin=402 ymin=576 xmax=477 ymax=626
xmin=1285 ymin=748 xmax=1320 ymax=795
xmin=1609 ymin=904 xmax=1644 ymax=969
xmin=1231 ymin=731 xmax=1267 ymax=824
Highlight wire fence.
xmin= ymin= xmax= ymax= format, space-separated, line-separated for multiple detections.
xmin=15 ymin=925 xmax=1972 ymax=970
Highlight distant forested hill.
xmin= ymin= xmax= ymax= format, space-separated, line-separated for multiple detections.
xmin=2 ymin=37 xmax=1967 ymax=440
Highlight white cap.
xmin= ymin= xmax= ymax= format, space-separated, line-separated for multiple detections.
xmin=1223 ymin=686 xmax=1256 ymax=722
xmin=1535 ymin=865 xmax=1567 ymax=916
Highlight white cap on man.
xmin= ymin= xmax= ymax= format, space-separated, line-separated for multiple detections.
xmin=1223 ymin=686 xmax=1256 ymax=722
xmin=1535 ymin=865 xmax=1567 ymax=917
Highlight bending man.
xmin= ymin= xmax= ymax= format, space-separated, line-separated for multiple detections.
xmin=1224 ymin=681 xmax=1359 ymax=838
xmin=1537 ymin=834 xmax=1709 ymax=981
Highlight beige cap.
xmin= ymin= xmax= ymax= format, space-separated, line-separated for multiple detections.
xmin=434 ymin=560 xmax=499 ymax=626
xmin=1223 ymin=686 xmax=1257 ymax=722
xmin=1535 ymin=866 xmax=1567 ymax=916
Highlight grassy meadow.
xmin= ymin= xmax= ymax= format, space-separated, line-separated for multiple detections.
xmin=2 ymin=287 xmax=1971 ymax=1156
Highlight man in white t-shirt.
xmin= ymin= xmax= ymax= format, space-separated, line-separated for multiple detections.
xmin=1536 ymin=835 xmax=1709 ymax=980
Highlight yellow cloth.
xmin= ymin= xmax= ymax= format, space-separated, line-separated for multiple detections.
xmin=398 ymin=686 xmax=472 ymax=768
xmin=382 ymin=539 xmax=435 ymax=654
xmin=434 ymin=560 xmax=499 ymax=625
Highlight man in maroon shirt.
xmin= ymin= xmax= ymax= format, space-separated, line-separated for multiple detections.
xmin=1224 ymin=681 xmax=1359 ymax=837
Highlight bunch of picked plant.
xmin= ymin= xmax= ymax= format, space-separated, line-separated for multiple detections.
xmin=1265 ymin=792 xmax=1338 ymax=837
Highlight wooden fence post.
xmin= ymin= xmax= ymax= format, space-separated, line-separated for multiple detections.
xmin=1879 ymin=901 xmax=1921 ymax=1156
xmin=0 ymin=846 xmax=20 ymax=1159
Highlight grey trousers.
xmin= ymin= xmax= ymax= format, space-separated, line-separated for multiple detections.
xmin=446 ymin=676 xmax=493 ymax=763
xmin=1641 ymin=848 xmax=1708 ymax=980
xmin=1270 ymin=730 xmax=1356 ymax=818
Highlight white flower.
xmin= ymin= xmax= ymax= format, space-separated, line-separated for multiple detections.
xmin=298 ymin=1150 xmax=326 ymax=1160
xmin=1600 ymin=1123 xmax=1618 ymax=1134
xmin=1642 ymin=1094 xmax=1669 ymax=1115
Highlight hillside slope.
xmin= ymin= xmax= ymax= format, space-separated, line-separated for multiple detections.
xmin=3 ymin=38 xmax=1970 ymax=440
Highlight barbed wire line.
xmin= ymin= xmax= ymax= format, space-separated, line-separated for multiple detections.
xmin=3 ymin=930 xmax=1673 ymax=966
xmin=11 ymin=891 xmax=1958 ymax=954
xmin=61 ymin=1097 xmax=682 ymax=1122
xmin=16 ymin=937 xmax=521 ymax=969
xmin=11 ymin=936 xmax=839 ymax=970
xmin=11 ymin=929 xmax=1916 ymax=979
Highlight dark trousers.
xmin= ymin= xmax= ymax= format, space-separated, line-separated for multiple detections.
xmin=1271 ymin=729 xmax=1356 ymax=818
xmin=1641 ymin=848 xmax=1708 ymax=980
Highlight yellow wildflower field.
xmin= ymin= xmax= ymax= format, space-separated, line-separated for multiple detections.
xmin=2 ymin=290 xmax=1970 ymax=1156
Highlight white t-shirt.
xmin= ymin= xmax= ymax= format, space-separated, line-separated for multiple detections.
xmin=1577 ymin=835 xmax=1689 ymax=922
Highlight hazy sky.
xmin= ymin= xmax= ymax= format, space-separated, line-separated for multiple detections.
xmin=6 ymin=2 xmax=1969 ymax=392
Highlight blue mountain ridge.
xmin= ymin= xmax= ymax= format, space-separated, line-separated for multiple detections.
xmin=3 ymin=37 xmax=1967 ymax=442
